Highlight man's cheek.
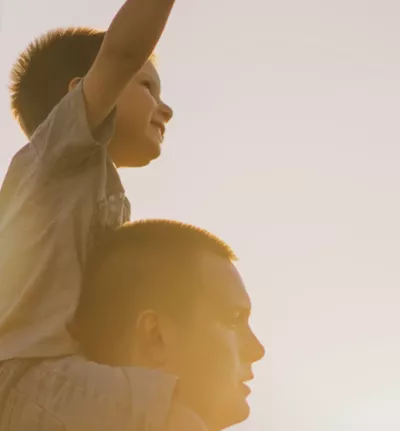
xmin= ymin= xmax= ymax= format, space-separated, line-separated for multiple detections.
xmin=206 ymin=325 xmax=240 ymax=365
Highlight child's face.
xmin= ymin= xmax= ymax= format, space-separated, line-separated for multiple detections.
xmin=109 ymin=60 xmax=173 ymax=167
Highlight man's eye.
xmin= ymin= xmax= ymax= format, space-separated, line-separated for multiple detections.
xmin=227 ymin=312 xmax=244 ymax=328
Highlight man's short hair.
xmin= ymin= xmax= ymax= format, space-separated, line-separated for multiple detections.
xmin=74 ymin=219 xmax=237 ymax=363
xmin=10 ymin=27 xmax=105 ymax=137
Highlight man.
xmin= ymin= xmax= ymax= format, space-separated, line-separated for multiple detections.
xmin=0 ymin=219 xmax=264 ymax=430
xmin=74 ymin=219 xmax=265 ymax=430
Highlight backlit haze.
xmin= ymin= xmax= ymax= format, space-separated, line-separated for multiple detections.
xmin=1 ymin=0 xmax=400 ymax=429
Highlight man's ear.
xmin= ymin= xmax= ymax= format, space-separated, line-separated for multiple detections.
xmin=134 ymin=309 xmax=169 ymax=367
xmin=68 ymin=77 xmax=83 ymax=92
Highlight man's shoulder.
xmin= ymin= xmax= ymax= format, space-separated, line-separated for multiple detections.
xmin=35 ymin=357 xmax=178 ymax=428
xmin=40 ymin=356 xmax=177 ymax=403
xmin=0 ymin=357 xmax=176 ymax=430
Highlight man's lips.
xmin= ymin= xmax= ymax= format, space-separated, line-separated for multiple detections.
xmin=240 ymin=382 xmax=252 ymax=395
xmin=240 ymin=373 xmax=254 ymax=394
xmin=241 ymin=373 xmax=254 ymax=383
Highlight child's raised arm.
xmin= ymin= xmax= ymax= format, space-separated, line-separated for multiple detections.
xmin=0 ymin=0 xmax=176 ymax=360
xmin=83 ymin=0 xmax=175 ymax=131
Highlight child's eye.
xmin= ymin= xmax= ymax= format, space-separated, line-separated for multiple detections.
xmin=141 ymin=80 xmax=152 ymax=91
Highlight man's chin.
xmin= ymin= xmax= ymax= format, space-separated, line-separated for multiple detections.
xmin=216 ymin=399 xmax=250 ymax=430
xmin=233 ymin=399 xmax=251 ymax=422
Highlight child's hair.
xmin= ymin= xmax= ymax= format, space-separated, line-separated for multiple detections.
xmin=10 ymin=27 xmax=105 ymax=138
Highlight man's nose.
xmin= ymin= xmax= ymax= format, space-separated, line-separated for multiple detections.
xmin=244 ymin=328 xmax=266 ymax=363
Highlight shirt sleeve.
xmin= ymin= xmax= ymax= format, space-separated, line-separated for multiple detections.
xmin=30 ymin=80 xmax=115 ymax=176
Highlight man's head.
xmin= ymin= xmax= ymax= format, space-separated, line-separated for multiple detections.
xmin=74 ymin=220 xmax=265 ymax=430
xmin=10 ymin=27 xmax=173 ymax=167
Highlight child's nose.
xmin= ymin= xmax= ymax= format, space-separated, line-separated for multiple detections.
xmin=159 ymin=101 xmax=173 ymax=123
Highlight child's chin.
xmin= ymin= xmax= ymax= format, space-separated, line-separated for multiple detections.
xmin=125 ymin=144 xmax=161 ymax=167
xmin=148 ymin=140 xmax=162 ymax=158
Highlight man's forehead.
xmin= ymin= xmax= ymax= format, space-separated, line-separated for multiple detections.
xmin=198 ymin=251 xmax=251 ymax=308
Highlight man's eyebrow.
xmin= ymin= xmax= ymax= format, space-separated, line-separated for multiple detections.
xmin=227 ymin=304 xmax=251 ymax=317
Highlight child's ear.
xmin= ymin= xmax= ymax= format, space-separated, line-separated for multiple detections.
xmin=68 ymin=77 xmax=83 ymax=92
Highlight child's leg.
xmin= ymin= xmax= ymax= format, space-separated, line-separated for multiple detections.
xmin=0 ymin=356 xmax=177 ymax=430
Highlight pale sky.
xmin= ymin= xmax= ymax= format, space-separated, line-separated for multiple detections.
xmin=1 ymin=0 xmax=400 ymax=430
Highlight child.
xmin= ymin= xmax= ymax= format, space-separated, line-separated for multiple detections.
xmin=0 ymin=27 xmax=172 ymax=360
xmin=0 ymin=0 xmax=206 ymax=429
